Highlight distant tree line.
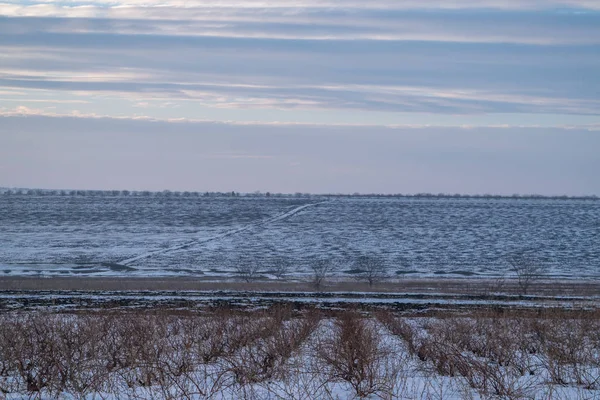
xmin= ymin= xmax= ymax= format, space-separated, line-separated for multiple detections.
xmin=0 ymin=189 xmax=314 ymax=198
xmin=322 ymin=192 xmax=599 ymax=200
xmin=0 ymin=188 xmax=597 ymax=200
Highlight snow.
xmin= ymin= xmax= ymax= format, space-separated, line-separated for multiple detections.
xmin=0 ymin=314 xmax=598 ymax=399
xmin=1 ymin=290 xmax=598 ymax=312
xmin=1 ymin=195 xmax=599 ymax=279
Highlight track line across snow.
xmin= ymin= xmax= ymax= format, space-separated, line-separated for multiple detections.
xmin=119 ymin=201 xmax=325 ymax=266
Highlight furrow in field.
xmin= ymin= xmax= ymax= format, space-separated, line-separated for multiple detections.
xmin=119 ymin=201 xmax=324 ymax=266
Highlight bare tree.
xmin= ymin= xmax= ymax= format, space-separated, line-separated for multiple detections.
xmin=271 ymin=257 xmax=291 ymax=280
xmin=310 ymin=259 xmax=336 ymax=291
xmin=354 ymin=254 xmax=387 ymax=287
xmin=508 ymin=251 xmax=543 ymax=295
xmin=235 ymin=257 xmax=260 ymax=282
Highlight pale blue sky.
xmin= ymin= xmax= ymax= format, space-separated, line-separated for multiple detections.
xmin=0 ymin=1 xmax=599 ymax=194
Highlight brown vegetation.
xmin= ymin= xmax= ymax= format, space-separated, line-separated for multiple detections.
xmin=1 ymin=276 xmax=598 ymax=297
xmin=378 ymin=308 xmax=600 ymax=399
xmin=0 ymin=307 xmax=598 ymax=399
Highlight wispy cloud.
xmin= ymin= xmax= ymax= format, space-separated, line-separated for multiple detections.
xmin=0 ymin=0 xmax=599 ymax=154
xmin=2 ymin=1 xmax=600 ymax=11
xmin=3 ymin=107 xmax=600 ymax=131
xmin=1 ymin=8 xmax=599 ymax=45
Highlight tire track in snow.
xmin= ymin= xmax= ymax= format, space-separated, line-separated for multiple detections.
xmin=119 ymin=201 xmax=325 ymax=266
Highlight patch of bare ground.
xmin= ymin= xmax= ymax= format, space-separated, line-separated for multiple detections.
xmin=1 ymin=276 xmax=599 ymax=297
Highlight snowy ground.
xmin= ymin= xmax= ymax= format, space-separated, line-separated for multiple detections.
xmin=1 ymin=287 xmax=598 ymax=312
xmin=0 ymin=308 xmax=598 ymax=399
xmin=1 ymin=195 xmax=599 ymax=279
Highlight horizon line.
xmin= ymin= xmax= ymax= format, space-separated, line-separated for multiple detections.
xmin=1 ymin=187 xmax=598 ymax=200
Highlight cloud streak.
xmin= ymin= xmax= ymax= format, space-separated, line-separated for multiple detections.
xmin=0 ymin=0 xmax=599 ymax=196
xmin=1 ymin=0 xmax=599 ymax=123
xmin=1 ymin=9 xmax=599 ymax=45
xmin=2 ymin=1 xmax=600 ymax=11
xmin=3 ymin=107 xmax=600 ymax=132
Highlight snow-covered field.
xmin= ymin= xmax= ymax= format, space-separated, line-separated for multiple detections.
xmin=0 ymin=309 xmax=598 ymax=399
xmin=1 ymin=194 xmax=599 ymax=279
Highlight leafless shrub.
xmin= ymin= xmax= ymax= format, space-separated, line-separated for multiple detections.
xmin=0 ymin=308 xmax=599 ymax=399
xmin=377 ymin=312 xmax=420 ymax=357
xmin=415 ymin=316 xmax=543 ymax=399
xmin=353 ymin=254 xmax=387 ymax=287
xmin=269 ymin=308 xmax=321 ymax=364
xmin=316 ymin=312 xmax=392 ymax=398
xmin=186 ymin=310 xmax=253 ymax=364
xmin=310 ymin=258 xmax=337 ymax=291
xmin=540 ymin=318 xmax=600 ymax=389
xmin=224 ymin=307 xmax=320 ymax=387
xmin=234 ymin=257 xmax=261 ymax=282
xmin=417 ymin=340 xmax=471 ymax=378
xmin=508 ymin=251 xmax=544 ymax=295
xmin=109 ymin=315 xmax=166 ymax=389
xmin=473 ymin=317 xmax=539 ymax=378
xmin=0 ymin=316 xmax=23 ymax=394
xmin=270 ymin=256 xmax=292 ymax=280
xmin=51 ymin=315 xmax=108 ymax=397
xmin=10 ymin=315 xmax=62 ymax=395
xmin=462 ymin=357 xmax=537 ymax=399
xmin=224 ymin=313 xmax=287 ymax=386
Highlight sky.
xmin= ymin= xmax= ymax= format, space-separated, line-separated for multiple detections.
xmin=0 ymin=0 xmax=599 ymax=195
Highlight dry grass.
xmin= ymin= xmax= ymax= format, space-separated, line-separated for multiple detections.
xmin=0 ymin=307 xmax=598 ymax=399
xmin=378 ymin=308 xmax=600 ymax=399
xmin=1 ymin=276 xmax=599 ymax=296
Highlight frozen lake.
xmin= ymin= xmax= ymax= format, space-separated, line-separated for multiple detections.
xmin=1 ymin=194 xmax=599 ymax=279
